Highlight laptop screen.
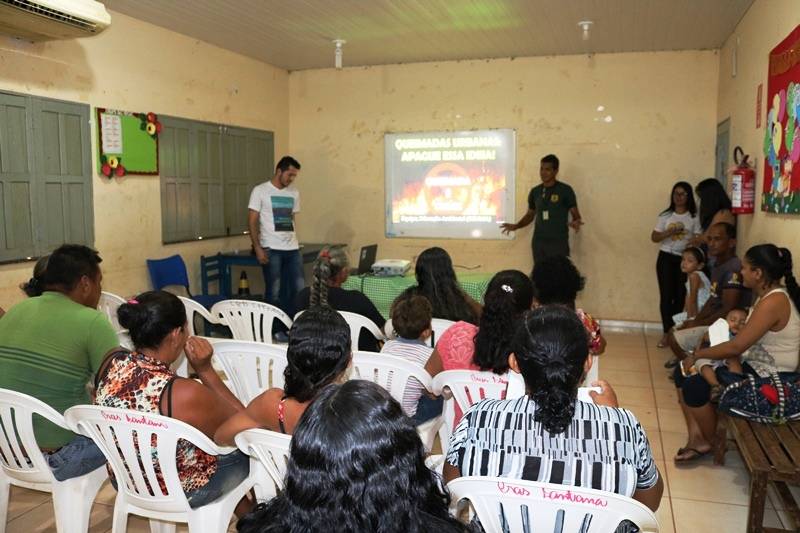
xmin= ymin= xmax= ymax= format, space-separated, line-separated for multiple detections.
xmin=357 ymin=244 xmax=378 ymax=275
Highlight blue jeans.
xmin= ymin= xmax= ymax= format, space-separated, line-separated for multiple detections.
xmin=413 ymin=396 xmax=444 ymax=424
xmin=185 ymin=450 xmax=250 ymax=508
xmin=261 ymin=248 xmax=304 ymax=314
xmin=45 ymin=434 xmax=106 ymax=481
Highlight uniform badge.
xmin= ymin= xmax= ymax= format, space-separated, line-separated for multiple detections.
xmin=550 ymin=194 xmax=559 ymax=202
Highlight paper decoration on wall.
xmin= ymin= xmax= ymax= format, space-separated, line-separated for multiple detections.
xmin=762 ymin=24 xmax=800 ymax=214
xmin=96 ymin=107 xmax=159 ymax=177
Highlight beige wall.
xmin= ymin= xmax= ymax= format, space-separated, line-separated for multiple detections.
xmin=289 ymin=51 xmax=719 ymax=322
xmin=717 ymin=0 xmax=800 ymax=254
xmin=0 ymin=11 xmax=289 ymax=308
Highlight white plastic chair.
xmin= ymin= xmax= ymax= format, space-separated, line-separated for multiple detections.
xmin=211 ymin=300 xmax=292 ymax=344
xmin=431 ymin=370 xmax=509 ymax=455
xmin=0 ymin=389 xmax=106 ymax=533
xmin=350 ymin=352 xmax=442 ymax=451
xmin=429 ymin=318 xmax=456 ymax=347
xmin=337 ymin=311 xmax=385 ymax=346
xmin=234 ymin=428 xmax=291 ymax=500
xmin=99 ymin=291 xmax=126 ymax=332
xmin=116 ymin=330 xmax=133 ymax=351
xmin=210 ymin=340 xmax=289 ymax=404
xmin=64 ymin=405 xmax=253 ymax=533
xmin=447 ymin=476 xmax=660 ymax=533
xmin=177 ymin=297 xmax=229 ymax=378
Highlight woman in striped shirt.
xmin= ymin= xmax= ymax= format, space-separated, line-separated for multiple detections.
xmin=444 ymin=305 xmax=663 ymax=513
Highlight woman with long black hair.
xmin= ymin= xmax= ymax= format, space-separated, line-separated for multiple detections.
xmin=651 ymin=181 xmax=700 ymax=347
xmin=237 ymin=380 xmax=476 ymax=533
xmin=397 ymin=247 xmax=481 ymax=324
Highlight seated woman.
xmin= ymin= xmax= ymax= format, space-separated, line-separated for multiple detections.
xmin=674 ymin=244 xmax=800 ymax=462
xmin=215 ymin=305 xmax=351 ymax=443
xmin=237 ymin=380 xmax=476 ymax=533
xmin=425 ymin=270 xmax=533 ymax=423
xmin=291 ymin=245 xmax=385 ymax=352
xmin=531 ymin=255 xmax=606 ymax=355
xmin=396 ymin=247 xmax=482 ymax=324
xmin=0 ymin=255 xmax=49 ymax=319
xmin=444 ymin=305 xmax=663 ymax=513
xmin=96 ymin=291 xmax=251 ymax=513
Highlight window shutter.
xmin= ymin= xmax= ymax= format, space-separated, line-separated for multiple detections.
xmin=160 ymin=118 xmax=194 ymax=243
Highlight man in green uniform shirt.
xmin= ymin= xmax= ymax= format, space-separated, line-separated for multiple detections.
xmin=0 ymin=244 xmax=119 ymax=480
xmin=501 ymin=154 xmax=584 ymax=264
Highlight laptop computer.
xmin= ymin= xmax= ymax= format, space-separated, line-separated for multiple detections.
xmin=352 ymin=244 xmax=377 ymax=275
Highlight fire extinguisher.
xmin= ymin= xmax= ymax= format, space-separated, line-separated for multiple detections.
xmin=730 ymin=146 xmax=755 ymax=215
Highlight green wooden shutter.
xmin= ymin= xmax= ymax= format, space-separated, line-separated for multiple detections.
xmin=0 ymin=92 xmax=36 ymax=261
xmin=224 ymin=127 xmax=274 ymax=236
xmin=32 ymin=98 xmax=93 ymax=253
xmin=194 ymin=123 xmax=224 ymax=238
xmin=160 ymin=117 xmax=194 ymax=243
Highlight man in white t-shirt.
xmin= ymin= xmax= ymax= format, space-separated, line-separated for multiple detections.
xmin=248 ymin=156 xmax=304 ymax=313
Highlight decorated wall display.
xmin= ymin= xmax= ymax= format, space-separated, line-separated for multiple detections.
xmin=763 ymin=24 xmax=800 ymax=214
xmin=96 ymin=107 xmax=160 ymax=177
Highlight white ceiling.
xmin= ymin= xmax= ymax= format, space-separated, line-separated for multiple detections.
xmin=102 ymin=0 xmax=753 ymax=71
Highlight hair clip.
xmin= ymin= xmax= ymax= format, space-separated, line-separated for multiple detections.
xmin=777 ymin=248 xmax=784 ymax=258
xmin=501 ymin=284 xmax=513 ymax=293
xmin=319 ymin=250 xmax=331 ymax=259
xmin=127 ymin=299 xmax=139 ymax=305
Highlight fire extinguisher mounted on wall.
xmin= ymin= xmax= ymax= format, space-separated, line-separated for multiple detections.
xmin=730 ymin=146 xmax=756 ymax=215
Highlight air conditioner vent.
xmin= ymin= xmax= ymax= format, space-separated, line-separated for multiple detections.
xmin=1 ymin=0 xmax=99 ymax=32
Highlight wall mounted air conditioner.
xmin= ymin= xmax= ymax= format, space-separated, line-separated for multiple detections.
xmin=0 ymin=0 xmax=111 ymax=41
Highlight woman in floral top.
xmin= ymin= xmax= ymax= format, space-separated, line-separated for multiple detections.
xmin=95 ymin=291 xmax=252 ymax=514
xmin=531 ymin=255 xmax=606 ymax=356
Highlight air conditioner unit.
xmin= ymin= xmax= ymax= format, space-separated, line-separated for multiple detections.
xmin=0 ymin=0 xmax=111 ymax=41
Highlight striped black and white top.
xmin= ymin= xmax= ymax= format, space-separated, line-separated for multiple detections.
xmin=446 ymin=396 xmax=658 ymax=497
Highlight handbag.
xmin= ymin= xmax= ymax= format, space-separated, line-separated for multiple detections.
xmin=718 ymin=370 xmax=800 ymax=424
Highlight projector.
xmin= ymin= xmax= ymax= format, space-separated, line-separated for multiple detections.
xmin=371 ymin=259 xmax=411 ymax=277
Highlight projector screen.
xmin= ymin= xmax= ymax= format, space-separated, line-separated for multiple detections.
xmin=385 ymin=129 xmax=515 ymax=239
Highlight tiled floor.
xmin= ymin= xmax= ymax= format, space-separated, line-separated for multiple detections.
xmin=4 ymin=330 xmax=796 ymax=532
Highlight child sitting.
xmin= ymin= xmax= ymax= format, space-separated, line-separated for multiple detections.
xmin=688 ymin=307 xmax=747 ymax=401
xmin=531 ymin=255 xmax=606 ymax=355
xmin=672 ymin=246 xmax=712 ymax=328
xmin=381 ymin=293 xmax=442 ymax=424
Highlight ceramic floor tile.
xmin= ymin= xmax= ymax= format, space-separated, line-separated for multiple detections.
xmin=6 ymin=500 xmax=113 ymax=533
xmin=645 ymin=430 xmax=666 ymax=463
xmin=96 ymin=480 xmax=117 ymax=505
xmin=613 ymin=385 xmax=657 ymax=408
xmin=600 ymin=368 xmax=652 ymax=388
xmin=626 ymin=405 xmax=660 ymax=432
xmin=657 ymin=408 xmax=688 ymax=434
xmin=653 ymin=387 xmax=679 ymax=409
xmin=650 ymin=368 xmax=678 ymax=390
xmin=596 ymin=352 xmax=651 ymax=372
xmin=6 ymin=486 xmax=51 ymax=521
xmin=654 ymin=495 xmax=676 ymax=533
xmin=666 ymin=459 xmax=751 ymax=506
xmin=671 ymin=498 xmax=783 ymax=533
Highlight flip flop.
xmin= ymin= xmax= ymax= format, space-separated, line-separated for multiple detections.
xmin=674 ymin=447 xmax=710 ymax=464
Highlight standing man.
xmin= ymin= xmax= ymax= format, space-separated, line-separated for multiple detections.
xmin=501 ymin=154 xmax=583 ymax=264
xmin=248 ymin=156 xmax=304 ymax=314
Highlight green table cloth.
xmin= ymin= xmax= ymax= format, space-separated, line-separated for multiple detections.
xmin=342 ymin=272 xmax=493 ymax=319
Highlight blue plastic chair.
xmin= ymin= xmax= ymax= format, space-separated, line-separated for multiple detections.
xmin=145 ymin=254 xmax=224 ymax=309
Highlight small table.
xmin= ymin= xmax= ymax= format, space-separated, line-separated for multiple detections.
xmin=342 ymin=272 xmax=492 ymax=319
xmin=204 ymin=243 xmax=331 ymax=298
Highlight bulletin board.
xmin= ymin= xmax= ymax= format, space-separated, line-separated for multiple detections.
xmin=96 ymin=107 xmax=160 ymax=176
xmin=762 ymin=24 xmax=800 ymax=214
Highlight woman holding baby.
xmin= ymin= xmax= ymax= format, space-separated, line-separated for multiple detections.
xmin=673 ymin=244 xmax=800 ymax=463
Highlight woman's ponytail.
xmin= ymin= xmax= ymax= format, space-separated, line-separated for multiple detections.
xmin=511 ymin=306 xmax=590 ymax=435
xmin=779 ymin=248 xmax=800 ymax=311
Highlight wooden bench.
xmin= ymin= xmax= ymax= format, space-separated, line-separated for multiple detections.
xmin=715 ymin=413 xmax=800 ymax=532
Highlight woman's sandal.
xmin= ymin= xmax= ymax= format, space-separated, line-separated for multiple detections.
xmin=674 ymin=447 xmax=710 ymax=464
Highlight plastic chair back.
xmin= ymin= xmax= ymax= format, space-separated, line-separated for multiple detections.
xmin=448 ymin=476 xmax=660 ymax=533
xmin=0 ymin=389 xmax=107 ymax=533
xmin=429 ymin=318 xmax=456 ymax=347
xmin=338 ymin=311 xmax=385 ymax=345
xmin=175 ymin=297 xmax=230 ymax=377
xmin=98 ymin=291 xmax=126 ymax=332
xmin=0 ymin=389 xmax=66 ymax=486
xmin=211 ymin=300 xmax=292 ymax=344
xmin=211 ymin=340 xmax=289 ymax=404
xmin=584 ymin=355 xmax=600 ymax=387
xmin=351 ymin=351 xmax=442 ymax=451
xmin=146 ymin=255 xmax=190 ymax=291
xmin=431 ymin=370 xmax=509 ymax=453
xmin=234 ymin=428 xmax=291 ymax=497
xmin=65 ymin=406 xmax=228 ymax=514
